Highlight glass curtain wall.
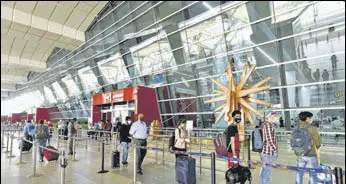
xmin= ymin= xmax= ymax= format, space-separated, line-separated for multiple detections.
xmin=2 ymin=1 xmax=344 ymax=131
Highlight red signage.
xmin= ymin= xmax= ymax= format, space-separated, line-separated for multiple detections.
xmin=92 ymin=86 xmax=135 ymax=105
xmin=112 ymin=90 xmax=124 ymax=103
xmin=103 ymin=92 xmax=112 ymax=104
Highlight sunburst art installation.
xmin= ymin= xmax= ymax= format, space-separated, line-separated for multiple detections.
xmin=205 ymin=62 xmax=272 ymax=139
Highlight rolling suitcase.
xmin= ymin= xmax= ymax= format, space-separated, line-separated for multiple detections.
xmin=176 ymin=156 xmax=196 ymax=184
xmin=44 ymin=146 xmax=59 ymax=161
xmin=19 ymin=135 xmax=33 ymax=151
xmin=111 ymin=150 xmax=120 ymax=168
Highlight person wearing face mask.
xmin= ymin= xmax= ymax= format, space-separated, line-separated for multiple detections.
xmin=174 ymin=119 xmax=189 ymax=159
xmin=259 ymin=111 xmax=279 ymax=184
xmin=295 ymin=111 xmax=321 ymax=184
xmin=119 ymin=116 xmax=132 ymax=165
xmin=226 ymin=110 xmax=242 ymax=168
xmin=129 ymin=113 xmax=148 ymax=175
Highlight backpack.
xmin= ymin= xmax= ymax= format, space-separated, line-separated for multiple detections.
xmin=35 ymin=125 xmax=47 ymax=139
xmin=169 ymin=128 xmax=181 ymax=152
xmin=214 ymin=128 xmax=232 ymax=156
xmin=225 ymin=165 xmax=252 ymax=184
xmin=290 ymin=123 xmax=312 ymax=156
xmin=252 ymin=127 xmax=263 ymax=152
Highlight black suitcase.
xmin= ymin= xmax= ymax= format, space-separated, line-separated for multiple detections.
xmin=19 ymin=135 xmax=33 ymax=151
xmin=176 ymin=156 xmax=196 ymax=184
xmin=111 ymin=151 xmax=120 ymax=168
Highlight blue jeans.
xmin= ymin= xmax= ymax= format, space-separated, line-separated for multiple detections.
xmin=37 ymin=139 xmax=47 ymax=160
xmin=296 ymin=156 xmax=319 ymax=184
xmin=260 ymin=152 xmax=278 ymax=184
xmin=121 ymin=142 xmax=130 ymax=163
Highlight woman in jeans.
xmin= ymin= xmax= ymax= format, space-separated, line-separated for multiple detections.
xmin=174 ymin=119 xmax=190 ymax=158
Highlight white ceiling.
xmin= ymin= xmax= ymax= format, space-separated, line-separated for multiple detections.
xmin=1 ymin=1 xmax=108 ymax=96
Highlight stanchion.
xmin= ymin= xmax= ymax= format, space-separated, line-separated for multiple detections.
xmin=247 ymin=135 xmax=252 ymax=169
xmin=133 ymin=140 xmax=137 ymax=184
xmin=7 ymin=134 xmax=15 ymax=158
xmin=155 ymin=137 xmax=158 ymax=164
xmin=98 ymin=140 xmax=108 ymax=174
xmin=1 ymin=129 xmax=5 ymax=148
xmin=335 ymin=167 xmax=344 ymax=184
xmin=85 ymin=138 xmax=88 ymax=150
xmin=199 ymin=136 xmax=202 ymax=175
xmin=57 ymin=134 xmax=60 ymax=149
xmin=98 ymin=138 xmax=101 ymax=152
xmin=32 ymin=139 xmax=37 ymax=177
xmin=60 ymin=150 xmax=67 ymax=184
xmin=72 ymin=138 xmax=77 ymax=161
xmin=211 ymin=152 xmax=216 ymax=184
xmin=18 ymin=137 xmax=24 ymax=164
xmin=162 ymin=139 xmax=165 ymax=166
xmin=4 ymin=132 xmax=10 ymax=153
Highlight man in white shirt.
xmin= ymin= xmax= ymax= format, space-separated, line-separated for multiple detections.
xmin=129 ymin=114 xmax=148 ymax=175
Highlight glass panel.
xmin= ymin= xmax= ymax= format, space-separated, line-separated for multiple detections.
xmin=78 ymin=66 xmax=100 ymax=92
xmin=43 ymin=86 xmax=57 ymax=104
xmin=62 ymin=75 xmax=80 ymax=97
xmin=52 ymin=82 xmax=67 ymax=101
xmin=98 ymin=53 xmax=131 ymax=84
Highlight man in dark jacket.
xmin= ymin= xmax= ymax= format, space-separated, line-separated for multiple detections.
xmin=119 ymin=116 xmax=132 ymax=165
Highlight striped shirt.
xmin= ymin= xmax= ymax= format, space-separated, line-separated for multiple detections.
xmin=262 ymin=121 xmax=277 ymax=155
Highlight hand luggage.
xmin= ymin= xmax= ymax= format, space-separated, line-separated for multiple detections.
xmin=44 ymin=145 xmax=59 ymax=161
xmin=225 ymin=165 xmax=252 ymax=184
xmin=317 ymin=164 xmax=334 ymax=184
xmin=252 ymin=127 xmax=263 ymax=152
xmin=176 ymin=156 xmax=196 ymax=184
xmin=19 ymin=135 xmax=33 ymax=151
xmin=111 ymin=150 xmax=120 ymax=168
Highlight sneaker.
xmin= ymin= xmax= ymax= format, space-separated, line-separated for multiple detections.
xmin=137 ymin=171 xmax=143 ymax=175
xmin=123 ymin=161 xmax=128 ymax=165
xmin=39 ymin=159 xmax=43 ymax=162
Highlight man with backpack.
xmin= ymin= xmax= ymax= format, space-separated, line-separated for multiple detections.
xmin=260 ymin=112 xmax=279 ymax=184
xmin=226 ymin=110 xmax=242 ymax=168
xmin=34 ymin=120 xmax=50 ymax=162
xmin=292 ymin=111 xmax=321 ymax=184
xmin=68 ymin=118 xmax=77 ymax=155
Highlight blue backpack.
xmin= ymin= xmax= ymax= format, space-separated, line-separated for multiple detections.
xmin=252 ymin=127 xmax=263 ymax=152
xmin=290 ymin=122 xmax=312 ymax=156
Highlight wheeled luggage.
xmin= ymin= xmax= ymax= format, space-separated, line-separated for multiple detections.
xmin=44 ymin=145 xmax=59 ymax=161
xmin=111 ymin=150 xmax=120 ymax=168
xmin=176 ymin=156 xmax=196 ymax=184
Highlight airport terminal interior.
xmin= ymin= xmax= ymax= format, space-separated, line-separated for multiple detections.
xmin=1 ymin=1 xmax=345 ymax=184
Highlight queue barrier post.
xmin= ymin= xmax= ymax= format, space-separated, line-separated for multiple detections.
xmin=1 ymin=128 xmax=5 ymax=148
xmin=72 ymin=138 xmax=77 ymax=161
xmin=162 ymin=139 xmax=165 ymax=166
xmin=18 ymin=137 xmax=24 ymax=164
xmin=211 ymin=152 xmax=216 ymax=184
xmin=133 ymin=139 xmax=137 ymax=184
xmin=97 ymin=140 xmax=109 ymax=174
xmin=32 ymin=139 xmax=37 ymax=177
xmin=335 ymin=167 xmax=344 ymax=184
xmin=7 ymin=134 xmax=15 ymax=158
xmin=60 ymin=150 xmax=67 ymax=184
xmin=4 ymin=132 xmax=10 ymax=153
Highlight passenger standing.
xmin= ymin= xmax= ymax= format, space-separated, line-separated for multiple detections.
xmin=68 ymin=118 xmax=77 ymax=155
xmin=129 ymin=114 xmax=148 ymax=175
xmin=226 ymin=110 xmax=242 ymax=168
xmin=260 ymin=112 xmax=279 ymax=184
xmin=99 ymin=120 xmax=105 ymax=139
xmin=23 ymin=120 xmax=35 ymax=140
xmin=174 ymin=119 xmax=189 ymax=158
xmin=105 ymin=120 xmax=112 ymax=141
xmin=34 ymin=120 xmax=50 ymax=162
xmin=295 ymin=111 xmax=321 ymax=184
xmin=120 ymin=116 xmax=132 ymax=165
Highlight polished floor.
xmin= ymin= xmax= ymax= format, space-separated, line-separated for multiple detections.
xmin=1 ymin=132 xmax=345 ymax=184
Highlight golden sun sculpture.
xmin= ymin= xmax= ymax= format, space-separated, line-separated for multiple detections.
xmin=205 ymin=62 xmax=272 ymax=138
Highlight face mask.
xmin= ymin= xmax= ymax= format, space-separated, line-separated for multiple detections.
xmin=127 ymin=120 xmax=131 ymax=124
xmin=235 ymin=118 xmax=242 ymax=123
